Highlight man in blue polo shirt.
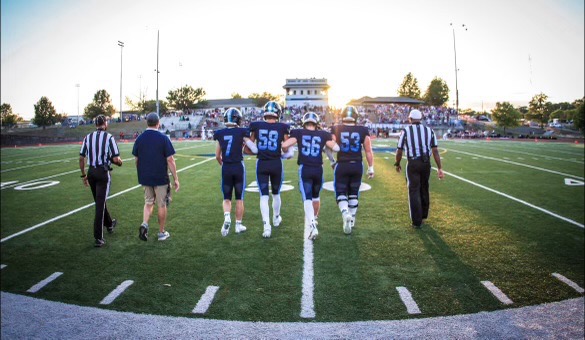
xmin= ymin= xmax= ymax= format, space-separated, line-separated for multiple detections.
xmin=132 ymin=113 xmax=180 ymax=241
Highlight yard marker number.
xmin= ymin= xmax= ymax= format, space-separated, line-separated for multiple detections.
xmin=552 ymin=273 xmax=584 ymax=293
xmin=396 ymin=287 xmax=421 ymax=314
xmin=192 ymin=286 xmax=220 ymax=314
xmin=27 ymin=272 xmax=63 ymax=293
xmin=481 ymin=281 xmax=513 ymax=305
xmin=100 ymin=280 xmax=134 ymax=305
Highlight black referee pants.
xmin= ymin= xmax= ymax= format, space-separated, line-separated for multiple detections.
xmin=88 ymin=166 xmax=113 ymax=240
xmin=406 ymin=159 xmax=431 ymax=227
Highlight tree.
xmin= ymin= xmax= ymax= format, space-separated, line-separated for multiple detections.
xmin=491 ymin=102 xmax=521 ymax=134
xmin=143 ymin=100 xmax=169 ymax=114
xmin=84 ymin=89 xmax=115 ymax=120
xmin=1 ymin=103 xmax=23 ymax=127
xmin=166 ymin=85 xmax=206 ymax=111
xmin=397 ymin=72 xmax=421 ymax=99
xmin=423 ymin=77 xmax=449 ymax=106
xmin=33 ymin=96 xmax=58 ymax=129
xmin=248 ymin=92 xmax=280 ymax=108
xmin=574 ymin=101 xmax=585 ymax=134
xmin=526 ymin=93 xmax=552 ymax=128
xmin=231 ymin=92 xmax=243 ymax=99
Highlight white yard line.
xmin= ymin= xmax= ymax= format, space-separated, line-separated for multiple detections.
xmin=436 ymin=168 xmax=584 ymax=229
xmin=445 ymin=149 xmax=584 ymax=180
xmin=481 ymin=281 xmax=513 ymax=305
xmin=26 ymin=272 xmax=63 ymax=293
xmin=100 ymin=280 xmax=134 ymax=305
xmin=458 ymin=144 xmax=584 ymax=164
xmin=396 ymin=287 xmax=421 ymax=314
xmin=192 ymin=286 xmax=220 ymax=314
xmin=0 ymin=157 xmax=215 ymax=243
xmin=552 ymin=273 xmax=584 ymax=293
xmin=300 ymin=223 xmax=316 ymax=318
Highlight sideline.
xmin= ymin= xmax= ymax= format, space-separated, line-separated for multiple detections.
xmin=0 ymin=157 xmax=215 ymax=243
xmin=1 ymin=292 xmax=582 ymax=339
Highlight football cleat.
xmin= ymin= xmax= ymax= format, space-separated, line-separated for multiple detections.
xmin=107 ymin=219 xmax=117 ymax=234
xmin=221 ymin=221 xmax=230 ymax=237
xmin=262 ymin=223 xmax=272 ymax=238
xmin=273 ymin=215 xmax=282 ymax=227
xmin=308 ymin=223 xmax=319 ymax=240
xmin=343 ymin=212 xmax=352 ymax=235
xmin=235 ymin=223 xmax=247 ymax=234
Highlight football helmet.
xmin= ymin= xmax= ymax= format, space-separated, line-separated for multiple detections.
xmin=263 ymin=101 xmax=282 ymax=120
xmin=223 ymin=107 xmax=242 ymax=127
xmin=302 ymin=112 xmax=320 ymax=127
xmin=341 ymin=105 xmax=359 ymax=123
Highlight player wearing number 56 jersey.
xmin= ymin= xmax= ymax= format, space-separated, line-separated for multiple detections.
xmin=249 ymin=101 xmax=290 ymax=238
xmin=330 ymin=106 xmax=374 ymax=235
xmin=214 ymin=108 xmax=258 ymax=237
xmin=282 ymin=112 xmax=339 ymax=240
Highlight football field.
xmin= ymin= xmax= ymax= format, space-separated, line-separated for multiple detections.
xmin=1 ymin=138 xmax=583 ymax=322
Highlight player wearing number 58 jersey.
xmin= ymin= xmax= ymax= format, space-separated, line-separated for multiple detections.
xmin=214 ymin=108 xmax=258 ymax=237
xmin=249 ymin=101 xmax=290 ymax=238
xmin=282 ymin=112 xmax=339 ymax=240
xmin=330 ymin=105 xmax=374 ymax=235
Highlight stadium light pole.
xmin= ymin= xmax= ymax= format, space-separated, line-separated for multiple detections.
xmin=450 ymin=23 xmax=467 ymax=120
xmin=75 ymin=83 xmax=80 ymax=122
xmin=155 ymin=30 xmax=160 ymax=116
xmin=118 ymin=41 xmax=124 ymax=120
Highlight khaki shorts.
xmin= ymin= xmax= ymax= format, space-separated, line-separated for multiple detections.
xmin=143 ymin=185 xmax=171 ymax=207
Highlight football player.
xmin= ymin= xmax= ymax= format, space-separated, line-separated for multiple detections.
xmin=213 ymin=108 xmax=258 ymax=237
xmin=329 ymin=105 xmax=374 ymax=234
xmin=248 ymin=101 xmax=291 ymax=238
xmin=282 ymin=112 xmax=339 ymax=240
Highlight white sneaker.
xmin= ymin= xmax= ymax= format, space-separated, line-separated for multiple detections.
xmin=221 ymin=221 xmax=230 ymax=237
xmin=158 ymin=231 xmax=170 ymax=241
xmin=273 ymin=215 xmax=282 ymax=227
xmin=262 ymin=223 xmax=272 ymax=238
xmin=235 ymin=223 xmax=247 ymax=234
xmin=343 ymin=212 xmax=352 ymax=235
xmin=308 ymin=223 xmax=319 ymax=240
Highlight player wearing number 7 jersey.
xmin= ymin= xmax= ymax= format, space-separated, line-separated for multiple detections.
xmin=248 ymin=101 xmax=290 ymax=238
xmin=329 ymin=105 xmax=374 ymax=235
xmin=282 ymin=112 xmax=339 ymax=240
xmin=214 ymin=108 xmax=258 ymax=237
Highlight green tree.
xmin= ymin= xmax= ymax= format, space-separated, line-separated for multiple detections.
xmin=84 ymin=89 xmax=115 ymax=120
xmin=574 ymin=101 xmax=585 ymax=134
xmin=231 ymin=92 xmax=243 ymax=99
xmin=526 ymin=93 xmax=552 ymax=128
xmin=1 ymin=103 xmax=23 ymax=127
xmin=397 ymin=72 xmax=421 ymax=99
xmin=491 ymin=102 xmax=521 ymax=134
xmin=33 ymin=96 xmax=58 ymax=129
xmin=143 ymin=100 xmax=169 ymax=114
xmin=248 ymin=92 xmax=280 ymax=108
xmin=166 ymin=85 xmax=206 ymax=111
xmin=423 ymin=77 xmax=449 ymax=106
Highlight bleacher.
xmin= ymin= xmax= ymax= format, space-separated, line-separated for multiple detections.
xmin=159 ymin=115 xmax=203 ymax=132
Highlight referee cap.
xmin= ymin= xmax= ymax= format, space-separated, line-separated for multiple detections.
xmin=146 ymin=112 xmax=160 ymax=126
xmin=409 ymin=109 xmax=423 ymax=120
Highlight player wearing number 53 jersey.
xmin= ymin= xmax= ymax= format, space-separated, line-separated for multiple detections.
xmin=214 ymin=108 xmax=258 ymax=237
xmin=282 ymin=112 xmax=339 ymax=240
xmin=249 ymin=101 xmax=290 ymax=238
xmin=330 ymin=105 xmax=374 ymax=235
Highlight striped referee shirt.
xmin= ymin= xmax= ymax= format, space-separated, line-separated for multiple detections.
xmin=79 ymin=129 xmax=120 ymax=167
xmin=397 ymin=123 xmax=438 ymax=159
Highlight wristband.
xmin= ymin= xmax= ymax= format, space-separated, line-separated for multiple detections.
xmin=80 ymin=174 xmax=87 ymax=178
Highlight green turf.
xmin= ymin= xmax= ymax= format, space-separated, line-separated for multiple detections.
xmin=1 ymin=138 xmax=583 ymax=321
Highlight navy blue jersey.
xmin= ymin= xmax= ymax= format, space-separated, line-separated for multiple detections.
xmin=331 ymin=125 xmax=370 ymax=163
xmin=213 ymin=127 xmax=250 ymax=163
xmin=249 ymin=121 xmax=290 ymax=160
xmin=290 ymin=129 xmax=332 ymax=166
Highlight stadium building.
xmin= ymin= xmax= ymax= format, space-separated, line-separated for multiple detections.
xmin=283 ymin=78 xmax=330 ymax=108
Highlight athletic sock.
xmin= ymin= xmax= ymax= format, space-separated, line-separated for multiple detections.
xmin=303 ymin=200 xmax=315 ymax=225
xmin=260 ymin=195 xmax=270 ymax=224
xmin=224 ymin=212 xmax=231 ymax=223
xmin=272 ymin=194 xmax=281 ymax=217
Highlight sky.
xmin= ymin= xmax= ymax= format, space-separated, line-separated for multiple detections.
xmin=1 ymin=0 xmax=584 ymax=120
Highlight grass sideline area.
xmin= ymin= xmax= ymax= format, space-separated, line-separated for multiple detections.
xmin=0 ymin=139 xmax=583 ymax=322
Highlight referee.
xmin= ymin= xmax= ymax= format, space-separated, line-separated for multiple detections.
xmin=79 ymin=115 xmax=123 ymax=247
xmin=394 ymin=109 xmax=444 ymax=229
